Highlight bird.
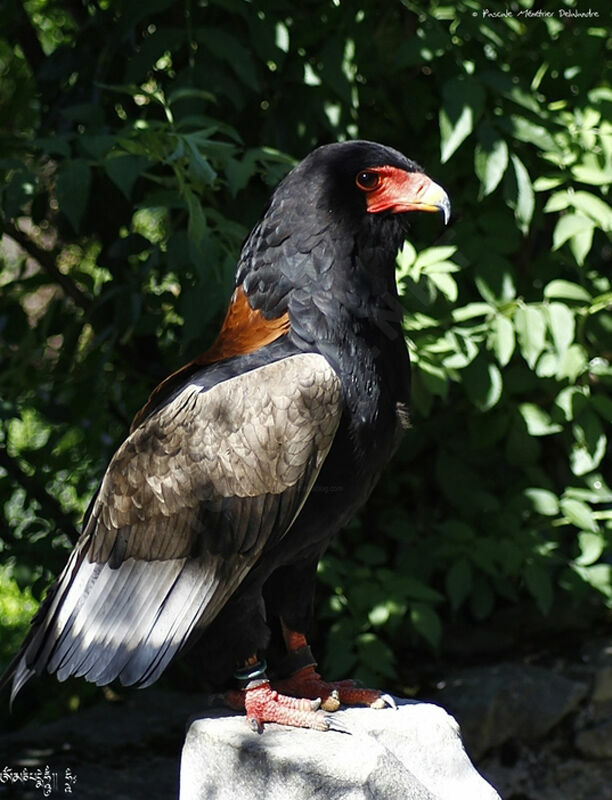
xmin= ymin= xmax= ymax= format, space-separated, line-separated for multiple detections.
xmin=1 ymin=140 xmax=450 ymax=731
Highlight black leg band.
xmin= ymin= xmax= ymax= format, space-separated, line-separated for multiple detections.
xmin=234 ymin=658 xmax=268 ymax=688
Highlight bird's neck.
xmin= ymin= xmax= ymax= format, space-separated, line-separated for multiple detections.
xmin=239 ymin=212 xmax=411 ymax=418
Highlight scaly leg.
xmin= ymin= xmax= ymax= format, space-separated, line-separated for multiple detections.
xmin=224 ymin=654 xmax=330 ymax=732
xmin=271 ymin=620 xmax=397 ymax=712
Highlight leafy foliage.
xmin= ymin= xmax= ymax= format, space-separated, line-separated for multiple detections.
xmin=0 ymin=0 xmax=610 ymax=692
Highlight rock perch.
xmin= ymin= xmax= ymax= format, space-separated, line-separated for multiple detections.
xmin=180 ymin=699 xmax=502 ymax=800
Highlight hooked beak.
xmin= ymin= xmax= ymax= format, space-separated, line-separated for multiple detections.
xmin=365 ymin=169 xmax=451 ymax=225
xmin=409 ymin=179 xmax=451 ymax=225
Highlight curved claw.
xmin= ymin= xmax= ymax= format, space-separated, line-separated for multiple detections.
xmin=327 ymin=716 xmax=351 ymax=734
xmin=249 ymin=716 xmax=263 ymax=733
xmin=371 ymin=693 xmax=397 ymax=710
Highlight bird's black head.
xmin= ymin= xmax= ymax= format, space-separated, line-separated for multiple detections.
xmin=281 ymin=140 xmax=450 ymax=225
xmin=237 ymin=140 xmax=450 ymax=317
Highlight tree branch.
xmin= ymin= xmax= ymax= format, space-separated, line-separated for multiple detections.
xmin=5 ymin=222 xmax=92 ymax=312
xmin=12 ymin=0 xmax=46 ymax=76
xmin=0 ymin=448 xmax=80 ymax=543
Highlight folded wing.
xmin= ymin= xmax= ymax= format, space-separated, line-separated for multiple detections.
xmin=6 ymin=353 xmax=341 ymax=702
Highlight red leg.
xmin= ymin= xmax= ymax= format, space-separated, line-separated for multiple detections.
xmin=224 ymin=656 xmax=330 ymax=732
xmin=272 ymin=621 xmax=396 ymax=712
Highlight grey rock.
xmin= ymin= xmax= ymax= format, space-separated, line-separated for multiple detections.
xmin=576 ymin=717 xmax=612 ymax=759
xmin=179 ymin=700 xmax=501 ymax=800
xmin=1 ymin=689 xmax=192 ymax=799
xmin=593 ymin=667 xmax=612 ymax=703
xmin=480 ymin=739 xmax=612 ymax=800
xmin=581 ymin=639 xmax=612 ymax=703
xmin=434 ymin=663 xmax=588 ymax=759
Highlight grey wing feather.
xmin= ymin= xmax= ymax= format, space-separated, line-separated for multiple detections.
xmin=6 ymin=353 xmax=341 ymax=702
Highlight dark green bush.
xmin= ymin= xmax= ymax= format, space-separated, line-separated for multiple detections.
xmin=1 ymin=0 xmax=610 ymax=690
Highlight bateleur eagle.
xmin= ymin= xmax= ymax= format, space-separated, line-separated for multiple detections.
xmin=2 ymin=140 xmax=450 ymax=731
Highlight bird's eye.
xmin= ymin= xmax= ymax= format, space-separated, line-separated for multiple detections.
xmin=355 ymin=171 xmax=382 ymax=192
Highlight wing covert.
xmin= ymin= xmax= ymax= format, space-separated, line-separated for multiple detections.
xmin=8 ymin=353 xmax=342 ymax=698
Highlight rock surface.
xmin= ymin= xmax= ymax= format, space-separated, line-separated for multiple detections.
xmin=433 ymin=662 xmax=588 ymax=759
xmin=0 ymin=689 xmax=191 ymax=799
xmin=476 ymin=638 xmax=612 ymax=800
xmin=180 ymin=700 xmax=501 ymax=800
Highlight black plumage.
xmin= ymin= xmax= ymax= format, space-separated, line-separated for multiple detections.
xmin=2 ymin=141 xmax=449 ymax=723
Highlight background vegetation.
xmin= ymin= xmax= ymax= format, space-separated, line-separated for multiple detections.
xmin=1 ymin=0 xmax=610 ymax=712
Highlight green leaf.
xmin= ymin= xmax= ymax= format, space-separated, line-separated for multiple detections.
xmin=508 ymin=154 xmax=535 ymax=232
xmin=506 ymin=115 xmax=557 ymax=151
xmin=368 ymin=604 xmax=390 ymax=626
xmin=410 ymin=603 xmax=442 ymax=648
xmin=524 ymin=561 xmax=554 ymax=614
xmin=535 ymin=352 xmax=559 ymax=378
xmin=533 ymin=176 xmax=565 ymax=191
xmin=560 ymin=497 xmax=598 ymax=533
xmin=56 ymin=159 xmax=91 ymax=233
xmin=439 ymin=76 xmax=485 ymax=163
xmin=185 ymin=189 xmax=207 ymax=251
xmin=197 ymin=28 xmax=261 ymax=92
xmin=489 ymin=314 xmax=515 ymax=366
xmin=105 ymin=155 xmax=149 ymax=199
xmin=474 ymin=126 xmax=509 ymax=196
xmin=557 ymin=344 xmax=589 ymax=381
xmin=464 ymin=357 xmax=503 ymax=411
xmin=34 ymin=136 xmax=72 ymax=158
xmin=523 ymin=488 xmax=559 ymax=516
xmin=571 ymin=410 xmax=607 ymax=476
xmin=445 ymin=558 xmax=473 ymax=612
xmin=185 ymin=139 xmax=217 ymax=185
xmin=519 ymin=403 xmax=563 ymax=436
xmin=546 ymin=303 xmax=575 ymax=358
xmin=543 ymin=191 xmax=571 ymax=213
xmin=401 ymin=578 xmax=445 ymax=604
xmin=571 ymin=564 xmax=612 ymax=601
xmin=396 ymin=241 xmax=417 ymax=276
xmin=442 ymin=331 xmax=479 ymax=369
xmin=515 ymin=306 xmax=546 ymax=368
xmin=570 ymin=191 xmax=612 ymax=230
xmin=552 ymin=213 xmax=595 ymax=251
xmin=570 ymin=226 xmax=594 ymax=266
xmin=451 ymin=303 xmax=492 ymax=322
xmin=79 ymin=135 xmax=115 ymax=160
xmin=413 ymin=246 xmax=458 ymax=270
xmin=554 ymin=387 xmax=586 ymax=422
xmin=429 ymin=272 xmax=458 ymax=302
xmin=544 ymin=280 xmax=591 ymax=303
xmin=474 ymin=255 xmax=516 ymax=304
xmin=572 ymin=163 xmax=612 ymax=186
xmin=416 ymin=360 xmax=448 ymax=398
xmin=575 ymin=531 xmax=605 ymax=567
xmin=592 ymin=394 xmax=612 ymax=424
xmin=167 ymin=87 xmax=216 ymax=105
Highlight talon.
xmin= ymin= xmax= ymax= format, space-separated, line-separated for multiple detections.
xmin=330 ymin=688 xmax=340 ymax=701
xmin=328 ymin=717 xmax=351 ymax=734
xmin=380 ymin=693 xmax=397 ymax=710
xmin=248 ymin=717 xmax=262 ymax=733
xmin=311 ymin=697 xmax=322 ymax=711
xmin=321 ymin=693 xmax=341 ymax=712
